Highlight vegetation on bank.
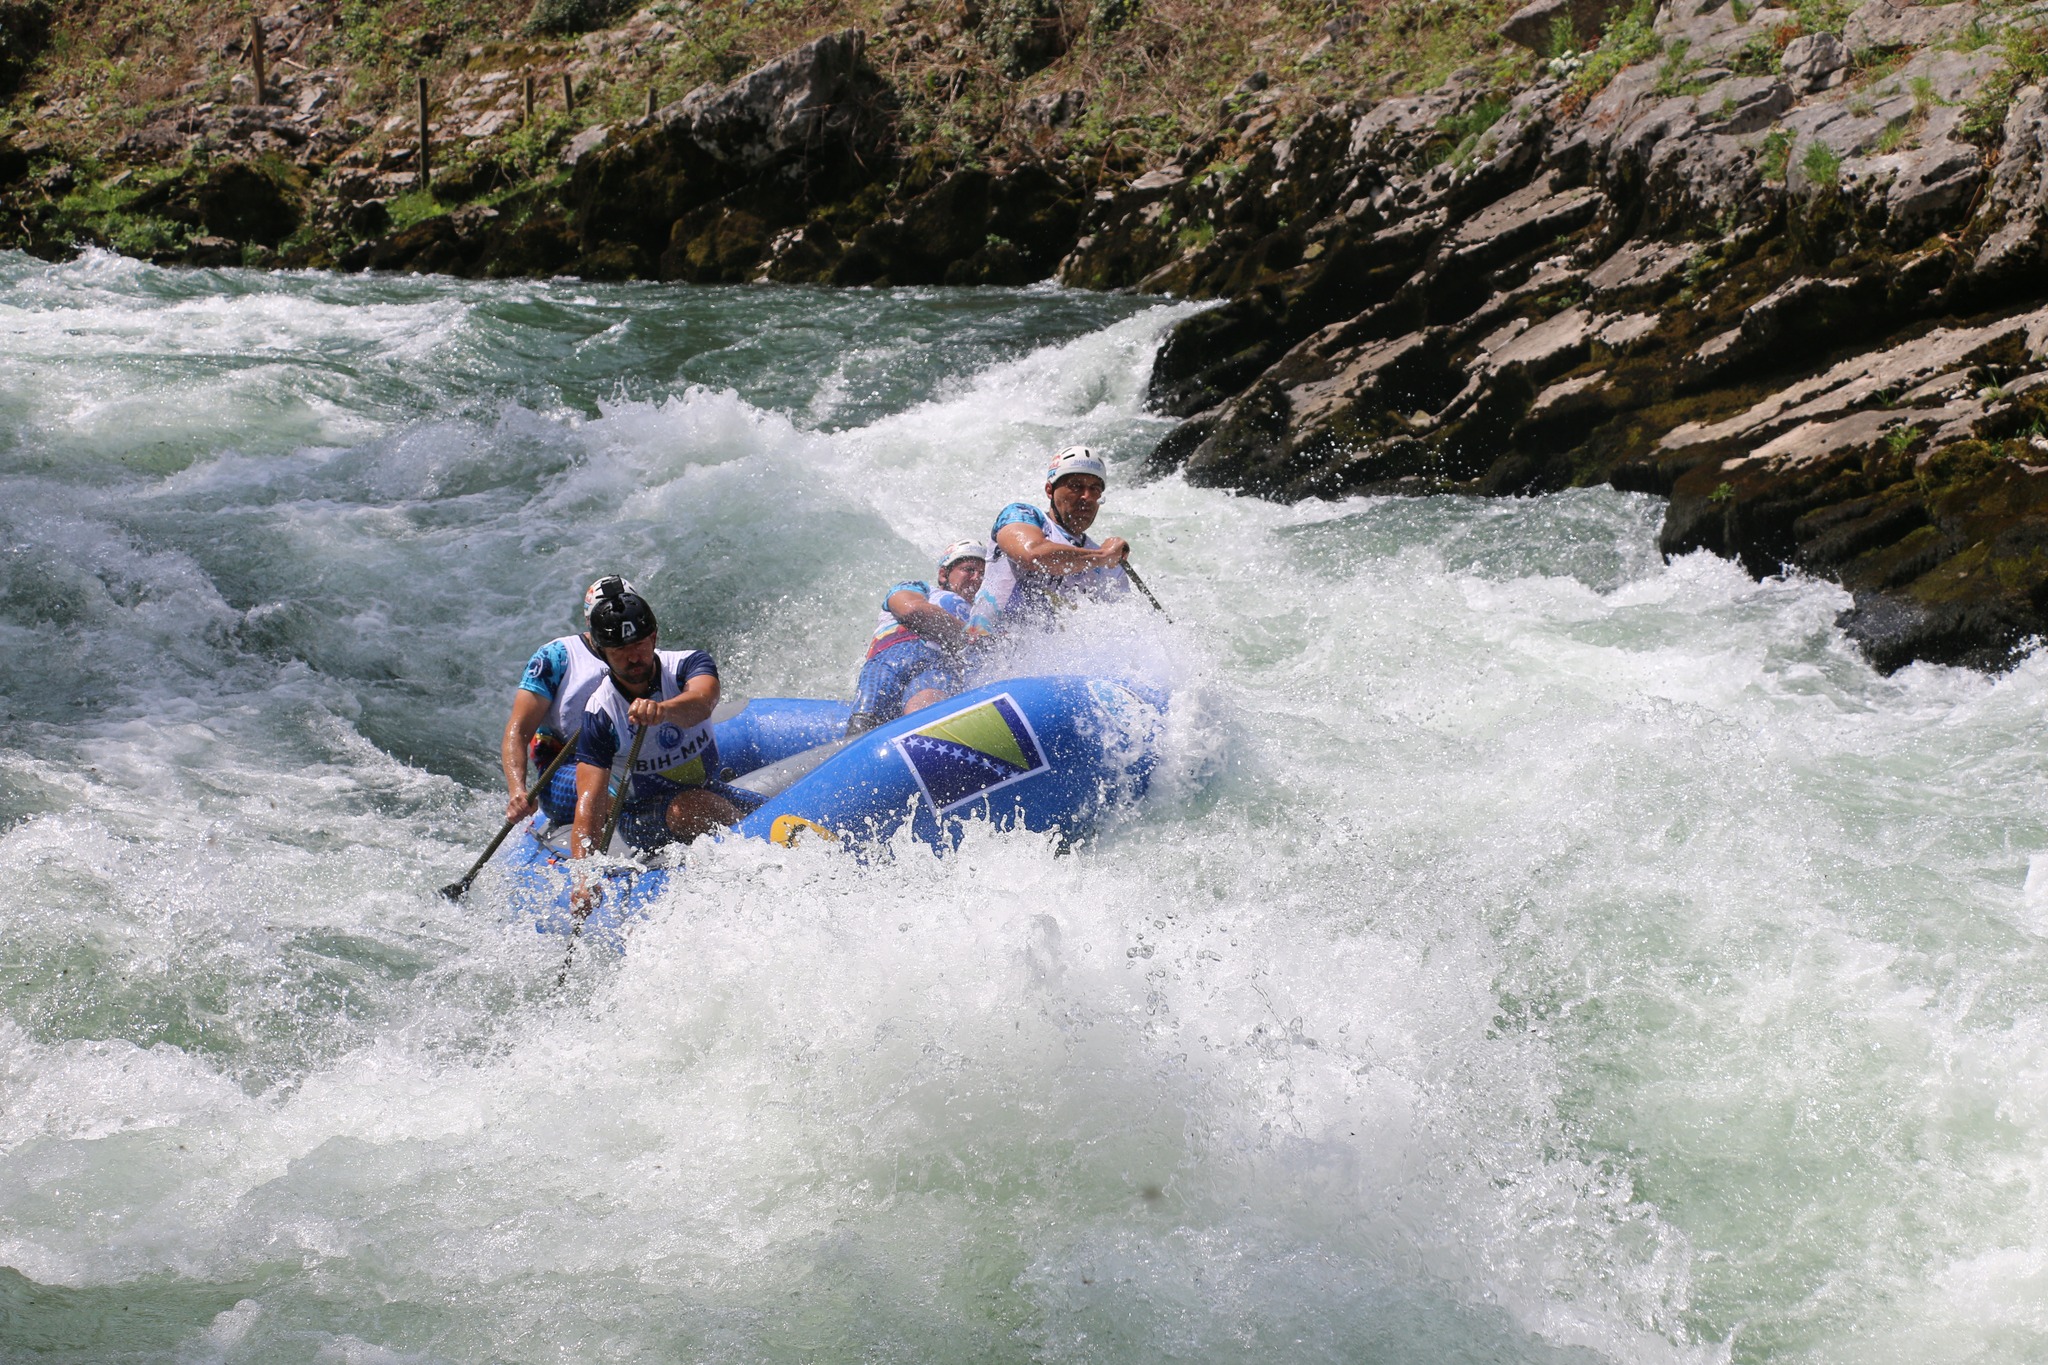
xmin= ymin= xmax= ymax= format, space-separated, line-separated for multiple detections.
xmin=0 ymin=0 xmax=1542 ymax=264
xmin=5 ymin=0 xmax=2048 ymax=272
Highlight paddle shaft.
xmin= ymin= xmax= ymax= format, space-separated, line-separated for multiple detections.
xmin=1124 ymin=562 xmax=1170 ymax=622
xmin=440 ymin=727 xmax=582 ymax=900
xmin=558 ymin=722 xmax=648 ymax=988
xmin=594 ymin=721 xmax=648 ymax=855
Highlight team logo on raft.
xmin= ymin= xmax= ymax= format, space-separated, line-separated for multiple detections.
xmin=894 ymin=693 xmax=1048 ymax=814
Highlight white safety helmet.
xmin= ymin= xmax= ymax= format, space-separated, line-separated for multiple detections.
xmin=937 ymin=539 xmax=987 ymax=572
xmin=582 ymin=575 xmax=639 ymax=622
xmin=1045 ymin=445 xmax=1108 ymax=488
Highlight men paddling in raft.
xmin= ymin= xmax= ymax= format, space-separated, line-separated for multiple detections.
xmin=501 ymin=576 xmax=636 ymax=828
xmin=570 ymin=580 xmax=764 ymax=859
xmin=968 ymin=445 xmax=1131 ymax=639
xmin=844 ymin=539 xmax=987 ymax=737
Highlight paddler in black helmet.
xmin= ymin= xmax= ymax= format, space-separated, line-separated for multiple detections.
xmin=501 ymin=575 xmax=638 ymax=829
xmin=968 ymin=445 xmax=1131 ymax=639
xmin=569 ymin=580 xmax=764 ymax=860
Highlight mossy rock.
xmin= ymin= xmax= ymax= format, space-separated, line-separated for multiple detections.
xmin=197 ymin=162 xmax=301 ymax=247
xmin=0 ymin=0 xmax=51 ymax=101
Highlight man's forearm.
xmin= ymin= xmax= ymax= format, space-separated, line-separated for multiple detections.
xmin=1017 ymin=541 xmax=1112 ymax=576
xmin=501 ymin=721 xmax=535 ymax=796
xmin=904 ymin=604 xmax=969 ymax=649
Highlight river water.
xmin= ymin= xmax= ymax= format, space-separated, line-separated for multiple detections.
xmin=3 ymin=249 xmax=2046 ymax=1363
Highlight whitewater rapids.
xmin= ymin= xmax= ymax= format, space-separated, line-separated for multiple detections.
xmin=3 ymin=251 xmax=2047 ymax=1363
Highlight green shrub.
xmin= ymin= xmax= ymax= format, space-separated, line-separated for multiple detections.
xmin=1801 ymin=138 xmax=1841 ymax=187
xmin=1092 ymin=0 xmax=1140 ymax=35
xmin=1545 ymin=13 xmax=1576 ymax=58
xmin=525 ymin=0 xmax=637 ymax=37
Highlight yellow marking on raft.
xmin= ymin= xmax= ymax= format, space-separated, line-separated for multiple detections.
xmin=770 ymin=814 xmax=839 ymax=848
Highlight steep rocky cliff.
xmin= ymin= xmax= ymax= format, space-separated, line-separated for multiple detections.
xmin=1063 ymin=0 xmax=2048 ymax=670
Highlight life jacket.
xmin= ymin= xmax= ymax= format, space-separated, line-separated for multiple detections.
xmin=864 ymin=581 xmax=972 ymax=662
xmin=518 ymin=633 xmax=612 ymax=739
xmin=575 ymin=648 xmax=721 ymax=799
xmin=970 ymin=503 xmax=1128 ymax=638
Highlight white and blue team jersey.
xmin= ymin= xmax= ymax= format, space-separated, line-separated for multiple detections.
xmin=575 ymin=648 xmax=722 ymax=800
xmin=969 ymin=502 xmax=1128 ymax=638
xmin=863 ymin=580 xmax=972 ymax=660
xmin=517 ymin=633 xmax=612 ymax=738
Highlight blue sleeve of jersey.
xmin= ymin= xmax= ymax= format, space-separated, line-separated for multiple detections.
xmin=518 ymin=640 xmax=570 ymax=699
xmin=675 ymin=651 xmax=719 ymax=685
xmin=990 ymin=503 xmax=1047 ymax=540
xmin=578 ymin=707 xmax=619 ymax=770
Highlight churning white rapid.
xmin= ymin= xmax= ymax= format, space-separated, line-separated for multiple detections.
xmin=4 ymin=249 xmax=2048 ymax=1364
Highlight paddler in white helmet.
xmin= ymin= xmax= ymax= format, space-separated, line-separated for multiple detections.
xmin=968 ymin=445 xmax=1131 ymax=640
xmin=844 ymin=539 xmax=987 ymax=737
xmin=500 ymin=575 xmax=638 ymax=828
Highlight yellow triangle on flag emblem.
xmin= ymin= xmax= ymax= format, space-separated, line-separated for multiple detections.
xmin=909 ymin=699 xmax=1030 ymax=770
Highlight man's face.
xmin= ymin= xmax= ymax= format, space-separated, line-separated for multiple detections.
xmin=941 ymin=557 xmax=985 ymax=598
xmin=601 ymin=635 xmax=659 ymax=693
xmin=1047 ymin=474 xmax=1105 ymax=534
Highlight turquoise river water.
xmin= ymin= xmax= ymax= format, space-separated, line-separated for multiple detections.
xmin=3 ymin=250 xmax=2048 ymax=1363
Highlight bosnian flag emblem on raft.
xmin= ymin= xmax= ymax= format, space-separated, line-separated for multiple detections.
xmin=894 ymin=693 xmax=1049 ymax=814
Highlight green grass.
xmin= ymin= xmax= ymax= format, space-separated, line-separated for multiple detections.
xmin=1175 ymin=220 xmax=1215 ymax=253
xmin=386 ymin=188 xmax=447 ymax=230
xmin=1792 ymin=0 xmax=1851 ymax=35
xmin=1759 ymin=127 xmax=1794 ymax=182
xmin=1430 ymin=94 xmax=1509 ymax=168
xmin=1654 ymin=37 xmax=1710 ymax=97
xmin=1959 ymin=23 xmax=2048 ymax=145
xmin=1568 ymin=0 xmax=1662 ymax=106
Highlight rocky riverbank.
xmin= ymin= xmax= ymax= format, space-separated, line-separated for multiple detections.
xmin=6 ymin=0 xmax=2048 ymax=671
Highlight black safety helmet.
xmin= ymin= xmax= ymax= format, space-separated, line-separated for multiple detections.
xmin=587 ymin=577 xmax=657 ymax=649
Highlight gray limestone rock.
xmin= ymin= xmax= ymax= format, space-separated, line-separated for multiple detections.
xmin=664 ymin=28 xmax=873 ymax=174
xmin=1585 ymin=240 xmax=1695 ymax=296
xmin=1694 ymin=76 xmax=1796 ymax=135
xmin=1780 ymin=33 xmax=1849 ymax=94
xmin=1844 ymin=0 xmax=1980 ymax=51
xmin=1970 ymin=87 xmax=2048 ymax=285
xmin=1664 ymin=307 xmax=2048 ymax=453
xmin=562 ymin=123 xmax=610 ymax=165
xmin=1500 ymin=0 xmax=1612 ymax=53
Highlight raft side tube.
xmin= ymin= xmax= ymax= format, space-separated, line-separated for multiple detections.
xmin=734 ymin=675 xmax=1166 ymax=852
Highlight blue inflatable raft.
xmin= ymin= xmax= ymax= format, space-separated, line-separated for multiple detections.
xmin=500 ymin=675 xmax=1167 ymax=943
